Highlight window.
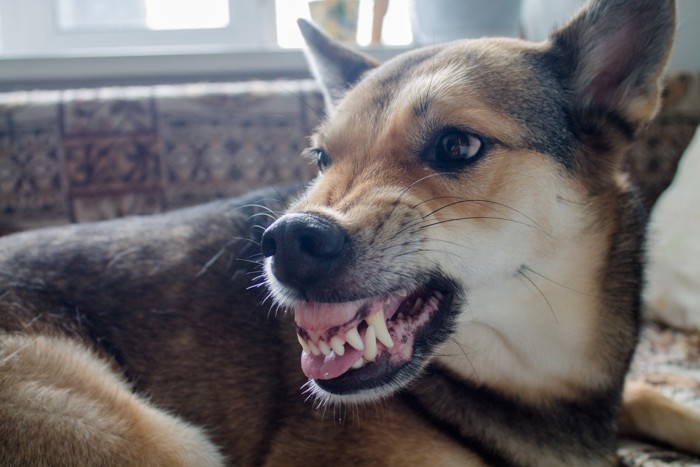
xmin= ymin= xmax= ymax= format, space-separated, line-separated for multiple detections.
xmin=0 ymin=0 xmax=411 ymax=56
xmin=275 ymin=0 xmax=411 ymax=48
xmin=0 ymin=0 xmax=413 ymax=87
xmin=0 ymin=0 xmax=277 ymax=56
xmin=56 ymin=0 xmax=231 ymax=32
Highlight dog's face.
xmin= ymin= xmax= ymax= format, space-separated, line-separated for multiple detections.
xmin=262 ymin=0 xmax=674 ymax=404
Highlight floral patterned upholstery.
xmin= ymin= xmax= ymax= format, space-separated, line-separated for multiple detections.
xmin=0 ymin=80 xmax=321 ymax=229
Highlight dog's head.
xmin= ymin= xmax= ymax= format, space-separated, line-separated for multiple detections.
xmin=261 ymin=0 xmax=675 ymax=404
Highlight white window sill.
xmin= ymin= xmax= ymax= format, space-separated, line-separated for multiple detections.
xmin=0 ymin=46 xmax=413 ymax=90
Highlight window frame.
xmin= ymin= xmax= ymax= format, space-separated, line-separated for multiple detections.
xmin=0 ymin=0 xmax=278 ymax=56
xmin=0 ymin=0 xmax=412 ymax=90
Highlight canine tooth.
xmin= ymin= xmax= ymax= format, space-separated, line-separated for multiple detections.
xmin=363 ymin=326 xmax=378 ymax=361
xmin=345 ymin=327 xmax=364 ymax=351
xmin=330 ymin=336 xmax=345 ymax=356
xmin=352 ymin=358 xmax=365 ymax=369
xmin=366 ymin=310 xmax=393 ymax=348
xmin=412 ymin=298 xmax=424 ymax=314
xmin=319 ymin=340 xmax=331 ymax=356
xmin=297 ymin=334 xmax=310 ymax=353
xmin=308 ymin=341 xmax=321 ymax=356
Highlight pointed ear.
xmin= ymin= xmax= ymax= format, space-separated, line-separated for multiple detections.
xmin=550 ymin=0 xmax=675 ymax=129
xmin=297 ymin=19 xmax=379 ymax=114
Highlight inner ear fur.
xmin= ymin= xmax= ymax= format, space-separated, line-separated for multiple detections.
xmin=297 ymin=19 xmax=379 ymax=115
xmin=550 ymin=0 xmax=676 ymax=130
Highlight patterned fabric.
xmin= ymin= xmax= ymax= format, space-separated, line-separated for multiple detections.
xmin=0 ymin=80 xmax=322 ymax=226
xmin=624 ymin=72 xmax=700 ymax=210
xmin=619 ymin=323 xmax=700 ymax=465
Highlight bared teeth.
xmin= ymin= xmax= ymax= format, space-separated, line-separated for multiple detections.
xmin=318 ymin=340 xmax=331 ymax=356
xmin=365 ymin=309 xmax=393 ymax=348
xmin=298 ymin=293 xmax=413 ymax=364
xmin=412 ymin=297 xmax=424 ymax=314
xmin=363 ymin=326 xmax=378 ymax=361
xmin=352 ymin=357 xmax=365 ymax=369
xmin=308 ymin=340 xmax=321 ymax=356
xmin=345 ymin=327 xmax=364 ymax=351
xmin=330 ymin=336 xmax=345 ymax=356
xmin=297 ymin=334 xmax=310 ymax=354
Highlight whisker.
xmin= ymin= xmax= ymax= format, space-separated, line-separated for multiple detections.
xmin=420 ymin=216 xmax=546 ymax=234
xmin=450 ymin=338 xmax=481 ymax=381
xmin=235 ymin=258 xmax=264 ymax=266
xmin=390 ymin=249 xmax=425 ymax=259
xmin=422 ymin=237 xmax=476 ymax=251
xmin=419 ymin=198 xmax=547 ymax=233
xmin=197 ymin=245 xmax=232 ymax=277
xmin=239 ymin=203 xmax=283 ymax=218
xmin=248 ymin=212 xmax=279 ymax=222
xmin=386 ymin=172 xmax=450 ymax=221
xmin=268 ymin=182 xmax=291 ymax=212
xmin=246 ymin=275 xmax=269 ymax=289
xmin=391 ymin=218 xmax=424 ymax=239
xmin=227 ymin=236 xmax=262 ymax=247
xmin=521 ymin=265 xmax=596 ymax=297
xmin=518 ymin=269 xmax=558 ymax=324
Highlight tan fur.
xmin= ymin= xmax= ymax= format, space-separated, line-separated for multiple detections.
xmin=0 ymin=333 xmax=224 ymax=466
xmin=265 ymin=398 xmax=486 ymax=466
xmin=620 ymin=380 xmax=700 ymax=454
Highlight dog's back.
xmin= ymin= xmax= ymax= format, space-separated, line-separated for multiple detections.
xmin=0 ymin=188 xmax=302 ymax=465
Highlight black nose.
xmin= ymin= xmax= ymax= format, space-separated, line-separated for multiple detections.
xmin=261 ymin=213 xmax=349 ymax=292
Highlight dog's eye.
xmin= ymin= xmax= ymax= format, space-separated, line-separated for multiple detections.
xmin=305 ymin=148 xmax=332 ymax=172
xmin=315 ymin=149 xmax=332 ymax=172
xmin=431 ymin=130 xmax=484 ymax=166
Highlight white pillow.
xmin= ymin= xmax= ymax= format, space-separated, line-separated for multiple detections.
xmin=645 ymin=128 xmax=700 ymax=330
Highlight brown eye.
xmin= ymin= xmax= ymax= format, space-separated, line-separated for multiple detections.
xmin=435 ymin=130 xmax=483 ymax=164
xmin=306 ymin=149 xmax=332 ymax=172
xmin=316 ymin=150 xmax=332 ymax=171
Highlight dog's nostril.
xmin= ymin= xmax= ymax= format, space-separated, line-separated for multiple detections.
xmin=261 ymin=233 xmax=277 ymax=258
xmin=299 ymin=235 xmax=317 ymax=256
xmin=297 ymin=227 xmax=344 ymax=259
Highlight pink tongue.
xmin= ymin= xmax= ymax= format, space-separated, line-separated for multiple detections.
xmin=301 ymin=347 xmax=363 ymax=380
xmin=294 ymin=300 xmax=367 ymax=380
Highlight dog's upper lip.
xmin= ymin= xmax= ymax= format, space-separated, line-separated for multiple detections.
xmin=294 ymin=292 xmax=401 ymax=333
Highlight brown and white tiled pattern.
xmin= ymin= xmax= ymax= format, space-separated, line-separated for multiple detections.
xmin=0 ymin=80 xmax=321 ymax=226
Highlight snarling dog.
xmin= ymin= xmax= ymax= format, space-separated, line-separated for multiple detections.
xmin=1 ymin=0 xmax=700 ymax=465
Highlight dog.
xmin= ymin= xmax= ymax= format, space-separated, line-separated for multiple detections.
xmin=2 ymin=0 xmax=700 ymax=465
